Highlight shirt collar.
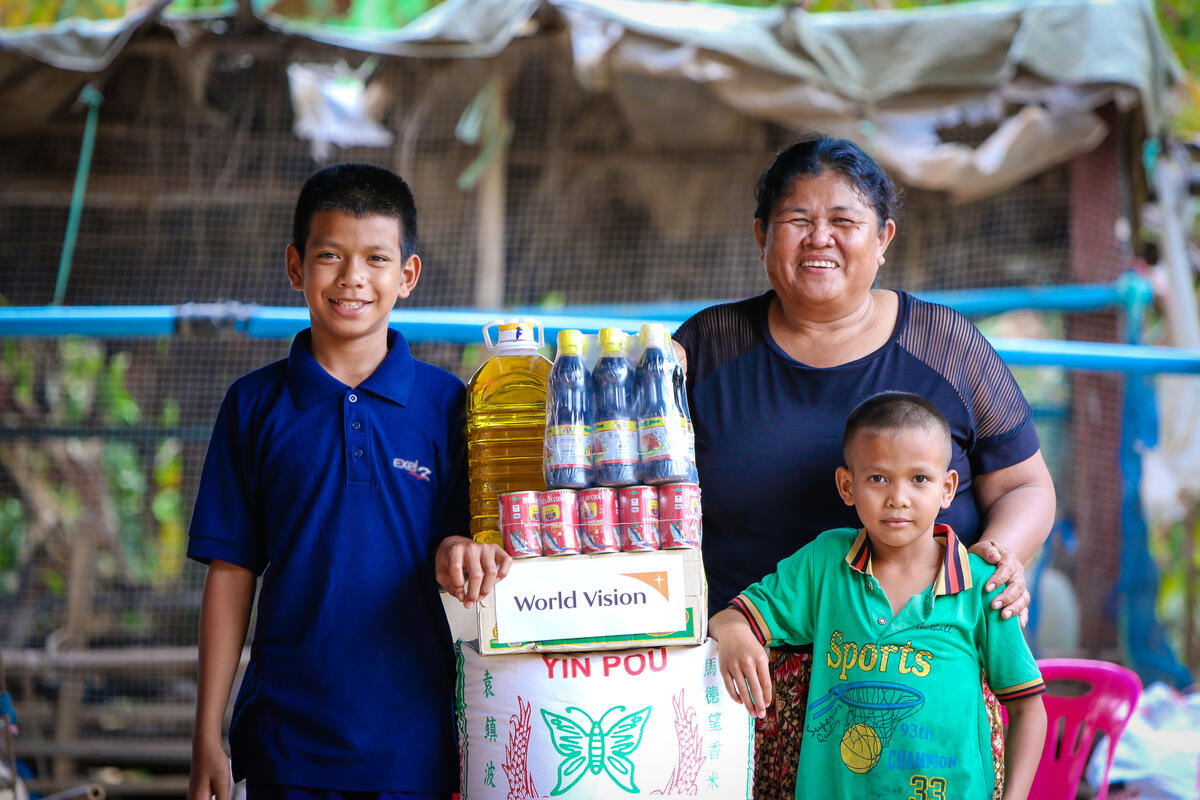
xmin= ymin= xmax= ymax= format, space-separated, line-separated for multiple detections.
xmin=287 ymin=328 xmax=415 ymax=409
xmin=844 ymin=523 xmax=973 ymax=596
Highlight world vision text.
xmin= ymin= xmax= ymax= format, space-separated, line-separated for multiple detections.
xmin=511 ymin=588 xmax=648 ymax=612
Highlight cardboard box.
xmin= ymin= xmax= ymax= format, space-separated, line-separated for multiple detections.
xmin=455 ymin=637 xmax=753 ymax=799
xmin=476 ymin=548 xmax=707 ymax=654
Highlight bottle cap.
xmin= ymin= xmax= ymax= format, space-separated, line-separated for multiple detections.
xmin=490 ymin=319 xmax=541 ymax=354
xmin=556 ymin=329 xmax=585 ymax=357
xmin=640 ymin=322 xmax=668 ymax=348
xmin=598 ymin=327 xmax=627 ymax=355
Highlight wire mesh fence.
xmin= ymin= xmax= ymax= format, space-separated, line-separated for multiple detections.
xmin=0 ymin=28 xmax=1136 ymax=789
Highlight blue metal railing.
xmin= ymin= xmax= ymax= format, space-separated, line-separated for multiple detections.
xmin=4 ymin=280 xmax=1198 ymax=373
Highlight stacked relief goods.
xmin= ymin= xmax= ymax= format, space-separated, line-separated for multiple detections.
xmin=458 ymin=321 xmax=752 ymax=800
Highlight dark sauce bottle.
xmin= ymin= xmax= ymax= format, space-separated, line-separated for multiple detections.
xmin=592 ymin=327 xmax=639 ymax=487
xmin=543 ymin=329 xmax=592 ymax=489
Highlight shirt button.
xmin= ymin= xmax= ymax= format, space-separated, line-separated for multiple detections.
xmin=866 ymin=581 xmax=874 ymax=591
xmin=353 ymin=448 xmax=364 ymax=458
xmin=348 ymin=393 xmax=358 ymax=403
xmin=877 ymin=617 xmax=886 ymax=625
xmin=351 ymin=421 xmax=361 ymax=430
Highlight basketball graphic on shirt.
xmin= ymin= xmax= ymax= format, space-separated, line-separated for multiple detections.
xmin=808 ymin=681 xmax=924 ymax=775
xmin=840 ymin=722 xmax=882 ymax=773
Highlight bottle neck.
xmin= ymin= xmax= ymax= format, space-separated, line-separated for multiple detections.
xmin=493 ymin=344 xmax=539 ymax=356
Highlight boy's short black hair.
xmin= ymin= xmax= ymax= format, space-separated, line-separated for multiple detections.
xmin=292 ymin=163 xmax=418 ymax=259
xmin=842 ymin=391 xmax=951 ymax=465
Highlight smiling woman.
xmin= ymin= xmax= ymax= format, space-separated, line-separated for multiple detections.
xmin=675 ymin=136 xmax=1056 ymax=800
xmin=754 ymin=169 xmax=895 ymax=342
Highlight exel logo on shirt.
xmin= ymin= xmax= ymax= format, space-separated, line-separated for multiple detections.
xmin=393 ymin=457 xmax=432 ymax=481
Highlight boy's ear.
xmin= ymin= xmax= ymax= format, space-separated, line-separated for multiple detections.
xmin=395 ymin=253 xmax=421 ymax=300
xmin=286 ymin=244 xmax=304 ymax=291
xmin=835 ymin=466 xmax=855 ymax=506
xmin=941 ymin=468 xmax=959 ymax=509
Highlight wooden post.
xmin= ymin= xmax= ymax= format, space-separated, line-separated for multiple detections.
xmin=53 ymin=522 xmax=93 ymax=780
xmin=474 ymin=75 xmax=508 ymax=311
xmin=1067 ymin=105 xmax=1128 ymax=655
xmin=52 ymin=441 xmax=108 ymax=780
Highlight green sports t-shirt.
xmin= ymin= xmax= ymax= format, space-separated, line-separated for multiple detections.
xmin=732 ymin=526 xmax=1044 ymax=800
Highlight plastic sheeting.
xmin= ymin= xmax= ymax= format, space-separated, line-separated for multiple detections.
xmin=554 ymin=0 xmax=1180 ymax=199
xmin=256 ymin=0 xmax=541 ymax=58
xmin=0 ymin=0 xmax=1182 ymax=199
xmin=1085 ymin=682 xmax=1200 ymax=799
xmin=286 ymin=60 xmax=394 ymax=161
xmin=0 ymin=0 xmax=174 ymax=73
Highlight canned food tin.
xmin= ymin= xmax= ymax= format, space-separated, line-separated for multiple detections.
xmin=578 ymin=487 xmax=620 ymax=554
xmin=617 ymin=486 xmax=660 ymax=551
xmin=658 ymin=483 xmax=702 ymax=549
xmin=498 ymin=490 xmax=542 ymax=558
xmin=539 ymin=489 xmax=582 ymax=556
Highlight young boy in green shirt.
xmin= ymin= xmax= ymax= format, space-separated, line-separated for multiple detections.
xmin=711 ymin=391 xmax=1047 ymax=800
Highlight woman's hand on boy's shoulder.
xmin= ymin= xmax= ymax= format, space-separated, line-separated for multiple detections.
xmin=436 ymin=535 xmax=512 ymax=608
xmin=969 ymin=539 xmax=1030 ymax=627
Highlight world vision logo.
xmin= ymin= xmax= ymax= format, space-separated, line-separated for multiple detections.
xmin=620 ymin=571 xmax=670 ymax=600
xmin=392 ymin=457 xmax=431 ymax=481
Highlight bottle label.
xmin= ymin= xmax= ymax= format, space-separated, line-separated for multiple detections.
xmin=593 ymin=419 xmax=638 ymax=466
xmin=544 ymin=424 xmax=592 ymax=469
xmin=638 ymin=416 xmax=691 ymax=463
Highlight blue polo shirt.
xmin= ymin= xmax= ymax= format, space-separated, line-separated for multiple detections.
xmin=187 ymin=329 xmax=468 ymax=792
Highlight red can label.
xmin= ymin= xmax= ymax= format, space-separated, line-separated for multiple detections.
xmin=617 ymin=486 xmax=660 ymax=552
xmin=498 ymin=491 xmax=542 ymax=558
xmin=578 ymin=487 xmax=620 ymax=554
xmin=539 ymin=489 xmax=581 ymax=556
xmin=658 ymin=483 xmax=702 ymax=549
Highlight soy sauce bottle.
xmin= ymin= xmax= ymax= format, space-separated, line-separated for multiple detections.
xmin=591 ymin=327 xmax=639 ymax=487
xmin=543 ymin=329 xmax=592 ymax=489
xmin=635 ymin=323 xmax=697 ymax=485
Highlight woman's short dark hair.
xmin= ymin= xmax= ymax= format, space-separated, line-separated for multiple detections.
xmin=754 ymin=136 xmax=900 ymax=228
xmin=292 ymin=163 xmax=418 ymax=259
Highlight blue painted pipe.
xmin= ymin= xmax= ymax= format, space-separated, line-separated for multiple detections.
xmin=0 ymin=305 xmax=177 ymax=337
xmin=988 ymin=337 xmax=1200 ymax=373
xmin=4 ymin=279 xmax=1197 ymax=372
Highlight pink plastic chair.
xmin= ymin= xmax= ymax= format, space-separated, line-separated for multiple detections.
xmin=1030 ymin=658 xmax=1142 ymax=800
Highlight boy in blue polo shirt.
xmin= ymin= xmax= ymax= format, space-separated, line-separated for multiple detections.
xmin=186 ymin=164 xmax=510 ymax=800
xmin=711 ymin=391 xmax=1047 ymax=800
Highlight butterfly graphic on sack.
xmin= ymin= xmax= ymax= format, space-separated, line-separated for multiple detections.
xmin=540 ymin=704 xmax=652 ymax=795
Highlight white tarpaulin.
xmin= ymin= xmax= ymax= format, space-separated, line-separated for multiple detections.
xmin=1085 ymin=682 xmax=1200 ymax=800
xmin=0 ymin=0 xmax=1182 ymax=200
xmin=552 ymin=0 xmax=1180 ymax=200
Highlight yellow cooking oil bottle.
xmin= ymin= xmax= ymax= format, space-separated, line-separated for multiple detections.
xmin=466 ymin=319 xmax=552 ymax=544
